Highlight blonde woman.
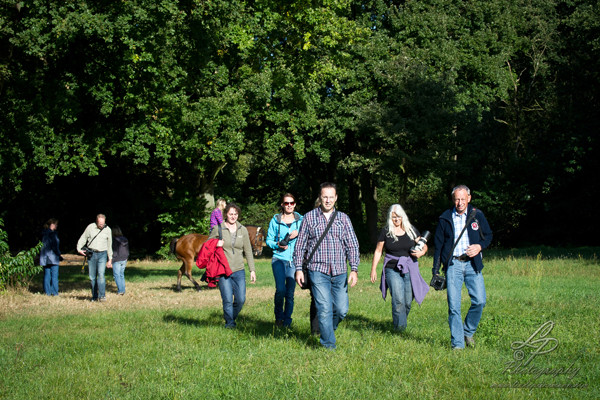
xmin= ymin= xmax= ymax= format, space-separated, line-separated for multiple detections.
xmin=370 ymin=204 xmax=429 ymax=331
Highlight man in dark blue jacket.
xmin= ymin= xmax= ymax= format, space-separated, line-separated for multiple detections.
xmin=433 ymin=185 xmax=493 ymax=349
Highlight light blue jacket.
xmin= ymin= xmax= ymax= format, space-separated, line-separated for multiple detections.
xmin=266 ymin=212 xmax=303 ymax=263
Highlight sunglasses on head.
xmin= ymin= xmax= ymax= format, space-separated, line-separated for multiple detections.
xmin=283 ymin=201 xmax=295 ymax=206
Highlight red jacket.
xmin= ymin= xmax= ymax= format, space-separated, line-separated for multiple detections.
xmin=196 ymin=238 xmax=232 ymax=287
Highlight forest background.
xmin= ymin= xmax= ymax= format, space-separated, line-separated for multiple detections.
xmin=1 ymin=0 xmax=599 ymax=257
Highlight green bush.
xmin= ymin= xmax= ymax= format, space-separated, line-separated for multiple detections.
xmin=0 ymin=219 xmax=43 ymax=291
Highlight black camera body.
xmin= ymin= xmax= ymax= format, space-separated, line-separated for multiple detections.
xmin=279 ymin=233 xmax=291 ymax=247
xmin=82 ymin=246 xmax=94 ymax=259
xmin=430 ymin=274 xmax=447 ymax=291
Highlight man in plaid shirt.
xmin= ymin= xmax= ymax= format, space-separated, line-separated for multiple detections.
xmin=293 ymin=182 xmax=360 ymax=349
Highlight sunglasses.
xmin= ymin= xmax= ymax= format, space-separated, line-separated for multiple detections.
xmin=283 ymin=202 xmax=296 ymax=206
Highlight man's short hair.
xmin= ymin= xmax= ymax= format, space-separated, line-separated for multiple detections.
xmin=451 ymin=185 xmax=470 ymax=197
xmin=96 ymin=213 xmax=106 ymax=220
xmin=320 ymin=182 xmax=337 ymax=192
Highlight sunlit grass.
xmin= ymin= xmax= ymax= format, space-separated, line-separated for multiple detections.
xmin=1 ymin=248 xmax=598 ymax=399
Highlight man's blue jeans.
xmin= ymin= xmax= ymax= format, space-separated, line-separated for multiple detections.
xmin=272 ymin=258 xmax=296 ymax=326
xmin=308 ymin=270 xmax=349 ymax=349
xmin=43 ymin=265 xmax=59 ymax=296
xmin=218 ymin=270 xmax=246 ymax=328
xmin=112 ymin=260 xmax=127 ymax=294
xmin=88 ymin=251 xmax=107 ymax=300
xmin=385 ymin=268 xmax=412 ymax=331
xmin=446 ymin=259 xmax=486 ymax=348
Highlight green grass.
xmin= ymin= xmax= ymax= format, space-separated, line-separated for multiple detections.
xmin=1 ymin=249 xmax=599 ymax=399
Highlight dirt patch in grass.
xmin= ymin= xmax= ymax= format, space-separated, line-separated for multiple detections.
xmin=0 ymin=282 xmax=288 ymax=319
xmin=0 ymin=279 xmax=311 ymax=319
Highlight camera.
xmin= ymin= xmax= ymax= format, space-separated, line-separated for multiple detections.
xmin=82 ymin=246 xmax=94 ymax=258
xmin=279 ymin=233 xmax=291 ymax=247
xmin=430 ymin=274 xmax=447 ymax=291
xmin=410 ymin=230 xmax=431 ymax=252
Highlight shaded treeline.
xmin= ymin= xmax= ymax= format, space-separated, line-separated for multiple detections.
xmin=1 ymin=0 xmax=598 ymax=255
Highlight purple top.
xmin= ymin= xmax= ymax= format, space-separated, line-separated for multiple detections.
xmin=380 ymin=254 xmax=429 ymax=305
xmin=209 ymin=208 xmax=223 ymax=230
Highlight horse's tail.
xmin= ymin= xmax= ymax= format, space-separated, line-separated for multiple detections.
xmin=169 ymin=237 xmax=179 ymax=255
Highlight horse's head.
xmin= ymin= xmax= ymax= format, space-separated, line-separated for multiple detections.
xmin=247 ymin=225 xmax=266 ymax=257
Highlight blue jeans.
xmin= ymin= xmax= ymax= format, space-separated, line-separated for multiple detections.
xmin=309 ymin=270 xmax=349 ymax=349
xmin=218 ymin=270 xmax=246 ymax=328
xmin=446 ymin=259 xmax=486 ymax=348
xmin=88 ymin=251 xmax=108 ymax=300
xmin=385 ymin=268 xmax=412 ymax=330
xmin=43 ymin=265 xmax=59 ymax=296
xmin=112 ymin=260 xmax=127 ymax=294
xmin=272 ymin=258 xmax=296 ymax=326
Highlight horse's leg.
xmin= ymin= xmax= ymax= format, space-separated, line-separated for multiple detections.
xmin=184 ymin=259 xmax=202 ymax=291
xmin=177 ymin=263 xmax=185 ymax=292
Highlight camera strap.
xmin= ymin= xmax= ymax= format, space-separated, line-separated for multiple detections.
xmin=446 ymin=208 xmax=477 ymax=263
xmin=85 ymin=226 xmax=106 ymax=257
xmin=304 ymin=210 xmax=337 ymax=267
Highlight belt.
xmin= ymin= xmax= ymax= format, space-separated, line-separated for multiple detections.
xmin=453 ymin=254 xmax=470 ymax=261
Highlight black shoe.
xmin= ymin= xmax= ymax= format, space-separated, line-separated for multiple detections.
xmin=465 ymin=336 xmax=475 ymax=348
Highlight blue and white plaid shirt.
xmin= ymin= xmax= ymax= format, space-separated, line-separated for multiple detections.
xmin=293 ymin=208 xmax=360 ymax=276
xmin=452 ymin=208 xmax=470 ymax=256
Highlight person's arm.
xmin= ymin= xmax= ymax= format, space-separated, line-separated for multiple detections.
xmin=242 ymin=227 xmax=256 ymax=281
xmin=76 ymin=226 xmax=89 ymax=255
xmin=266 ymin=216 xmax=280 ymax=250
xmin=432 ymin=220 xmax=445 ymax=276
xmin=466 ymin=210 xmax=493 ymax=257
xmin=370 ymin=241 xmax=384 ymax=283
xmin=342 ymin=215 xmax=360 ymax=272
xmin=293 ymin=216 xmax=310 ymax=287
xmin=106 ymin=229 xmax=113 ymax=262
xmin=292 ymin=218 xmax=309 ymax=269
xmin=410 ymin=241 xmax=428 ymax=259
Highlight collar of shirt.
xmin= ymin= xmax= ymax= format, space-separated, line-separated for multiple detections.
xmin=452 ymin=207 xmax=467 ymax=219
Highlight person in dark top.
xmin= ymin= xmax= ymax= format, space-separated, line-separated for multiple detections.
xmin=40 ymin=218 xmax=61 ymax=296
xmin=370 ymin=204 xmax=429 ymax=331
xmin=110 ymin=225 xmax=129 ymax=295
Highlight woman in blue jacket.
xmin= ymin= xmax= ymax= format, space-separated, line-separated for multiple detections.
xmin=40 ymin=218 xmax=61 ymax=296
xmin=266 ymin=193 xmax=303 ymax=328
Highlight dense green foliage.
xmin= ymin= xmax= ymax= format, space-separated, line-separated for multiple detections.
xmin=1 ymin=0 xmax=598 ymax=254
xmin=1 ymin=254 xmax=599 ymax=398
xmin=0 ymin=219 xmax=42 ymax=291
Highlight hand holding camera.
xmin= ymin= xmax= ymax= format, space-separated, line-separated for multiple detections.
xmin=82 ymin=246 xmax=94 ymax=259
xmin=278 ymin=233 xmax=291 ymax=248
xmin=410 ymin=230 xmax=431 ymax=253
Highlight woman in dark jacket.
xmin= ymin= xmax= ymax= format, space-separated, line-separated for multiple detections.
xmin=111 ymin=225 xmax=129 ymax=295
xmin=40 ymin=218 xmax=61 ymax=296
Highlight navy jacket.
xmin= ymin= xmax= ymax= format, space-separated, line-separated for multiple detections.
xmin=432 ymin=205 xmax=492 ymax=275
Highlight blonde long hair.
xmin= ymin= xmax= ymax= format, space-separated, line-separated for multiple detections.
xmin=386 ymin=204 xmax=417 ymax=241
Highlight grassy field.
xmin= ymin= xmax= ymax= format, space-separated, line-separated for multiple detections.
xmin=1 ymin=249 xmax=598 ymax=399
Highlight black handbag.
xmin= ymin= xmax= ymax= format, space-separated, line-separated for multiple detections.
xmin=300 ymin=211 xmax=337 ymax=290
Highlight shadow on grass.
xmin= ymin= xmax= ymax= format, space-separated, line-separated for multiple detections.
xmin=343 ymin=314 xmax=441 ymax=347
xmin=162 ymin=312 xmax=321 ymax=348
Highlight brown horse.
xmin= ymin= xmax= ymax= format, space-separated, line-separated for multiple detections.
xmin=170 ymin=225 xmax=266 ymax=292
